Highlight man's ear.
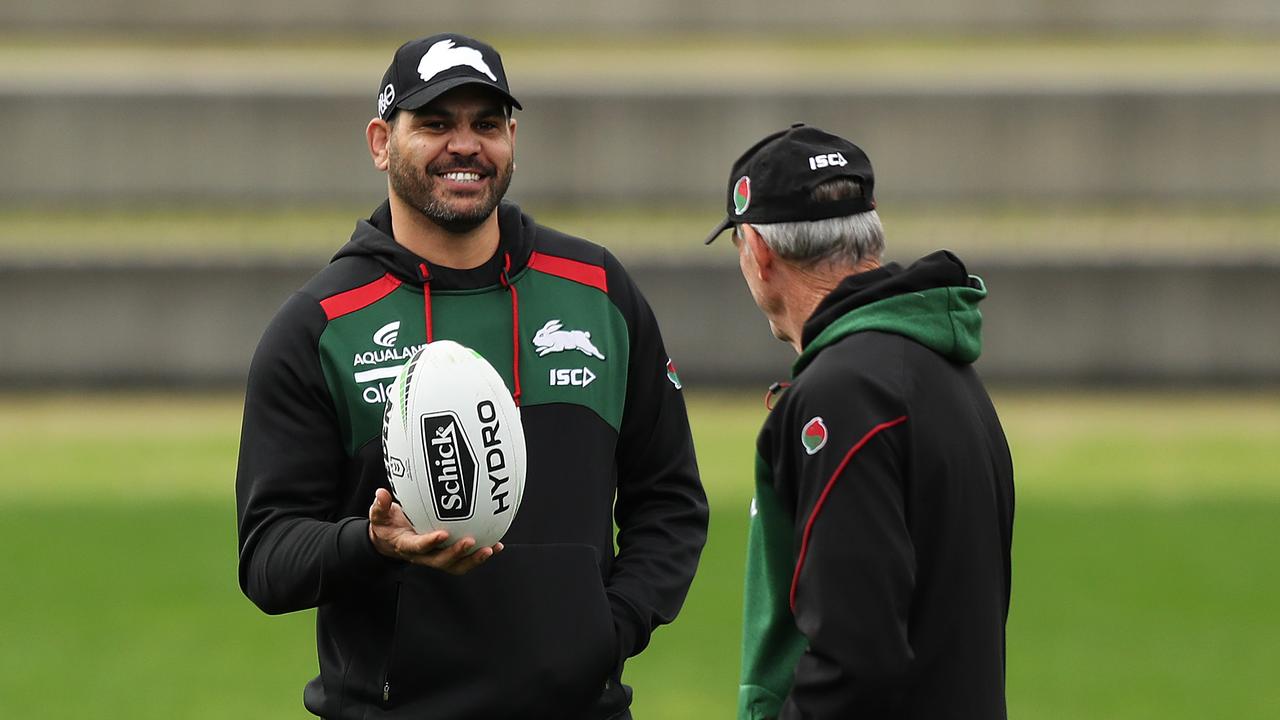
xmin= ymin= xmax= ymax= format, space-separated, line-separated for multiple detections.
xmin=367 ymin=118 xmax=392 ymax=172
xmin=741 ymin=224 xmax=775 ymax=281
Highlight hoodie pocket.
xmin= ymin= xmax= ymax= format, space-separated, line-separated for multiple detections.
xmin=383 ymin=543 xmax=617 ymax=717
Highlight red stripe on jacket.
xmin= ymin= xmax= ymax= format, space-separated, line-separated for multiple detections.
xmin=790 ymin=415 xmax=909 ymax=611
xmin=319 ymin=273 xmax=403 ymax=320
xmin=528 ymin=252 xmax=608 ymax=293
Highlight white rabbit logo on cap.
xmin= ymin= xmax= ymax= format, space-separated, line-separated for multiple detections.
xmin=418 ymin=39 xmax=498 ymax=83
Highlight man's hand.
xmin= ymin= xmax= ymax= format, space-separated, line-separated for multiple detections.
xmin=367 ymin=488 xmax=502 ymax=575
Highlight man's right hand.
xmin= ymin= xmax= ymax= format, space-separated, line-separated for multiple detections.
xmin=367 ymin=488 xmax=502 ymax=575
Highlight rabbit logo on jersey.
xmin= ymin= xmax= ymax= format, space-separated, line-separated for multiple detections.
xmin=533 ymin=319 xmax=605 ymax=359
xmin=422 ymin=411 xmax=477 ymax=521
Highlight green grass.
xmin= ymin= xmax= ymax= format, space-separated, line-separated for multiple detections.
xmin=1007 ymin=501 xmax=1280 ymax=719
xmin=0 ymin=502 xmax=315 ymax=719
xmin=4 ymin=204 xmax=1279 ymax=263
xmin=1 ymin=391 xmax=1278 ymax=717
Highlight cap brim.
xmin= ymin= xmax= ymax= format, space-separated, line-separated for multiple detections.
xmin=703 ymin=216 xmax=733 ymax=245
xmin=395 ymin=76 xmax=523 ymax=115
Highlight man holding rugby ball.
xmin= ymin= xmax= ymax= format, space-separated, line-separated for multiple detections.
xmin=236 ymin=32 xmax=707 ymax=720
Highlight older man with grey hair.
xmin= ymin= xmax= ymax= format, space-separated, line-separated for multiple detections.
xmin=705 ymin=124 xmax=1015 ymax=720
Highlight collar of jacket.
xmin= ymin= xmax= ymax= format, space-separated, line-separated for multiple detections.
xmin=792 ymin=249 xmax=988 ymax=377
xmin=332 ymin=199 xmax=537 ymax=291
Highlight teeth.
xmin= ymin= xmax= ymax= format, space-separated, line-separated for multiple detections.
xmin=442 ymin=171 xmax=481 ymax=182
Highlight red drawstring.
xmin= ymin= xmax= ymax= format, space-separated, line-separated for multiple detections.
xmin=764 ymin=381 xmax=790 ymax=410
xmin=418 ymin=255 xmax=521 ymax=406
xmin=499 ymin=252 xmax=522 ymax=406
xmin=419 ymin=263 xmax=434 ymax=343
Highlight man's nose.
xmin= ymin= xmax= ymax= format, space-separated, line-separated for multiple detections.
xmin=447 ymin=128 xmax=482 ymax=156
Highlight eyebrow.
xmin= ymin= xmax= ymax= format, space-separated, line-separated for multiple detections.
xmin=412 ymin=104 xmax=507 ymax=121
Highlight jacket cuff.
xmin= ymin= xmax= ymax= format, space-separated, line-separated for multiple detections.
xmin=607 ymin=592 xmax=648 ymax=669
xmin=336 ymin=516 xmax=400 ymax=579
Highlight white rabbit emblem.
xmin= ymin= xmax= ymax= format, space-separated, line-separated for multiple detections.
xmin=532 ymin=319 xmax=605 ymax=360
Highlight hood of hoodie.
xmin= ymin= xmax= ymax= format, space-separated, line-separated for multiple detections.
xmin=332 ymin=199 xmax=537 ymax=289
xmin=792 ymin=250 xmax=987 ymax=377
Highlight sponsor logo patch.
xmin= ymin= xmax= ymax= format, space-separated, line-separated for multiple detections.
xmin=801 ymin=417 xmax=828 ymax=455
xmin=377 ymin=83 xmax=396 ymax=117
xmin=421 ymin=411 xmax=477 ymax=521
xmin=373 ymin=321 xmax=400 ymax=348
xmin=352 ymin=322 xmax=424 ymax=404
xmin=533 ymin=319 xmax=605 ymax=360
xmin=353 ymin=356 xmax=422 ymax=405
xmin=549 ymin=367 xmax=597 ymax=387
xmin=354 ymin=347 xmax=421 ymax=369
xmin=808 ymin=152 xmax=848 ymax=170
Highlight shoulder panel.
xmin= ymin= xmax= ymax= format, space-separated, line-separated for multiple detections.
xmin=528 ymin=252 xmax=608 ymax=293
xmin=299 ymin=256 xmax=392 ymax=310
xmin=530 ymin=223 xmax=608 ymax=266
xmin=319 ymin=273 xmax=403 ymax=320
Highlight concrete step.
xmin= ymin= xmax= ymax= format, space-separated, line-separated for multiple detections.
xmin=5 ymin=0 xmax=1280 ymax=35
xmin=3 ymin=40 xmax=1278 ymax=206
xmin=3 ymin=258 xmax=1278 ymax=387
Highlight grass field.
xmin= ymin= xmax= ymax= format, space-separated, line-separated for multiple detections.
xmin=1 ymin=390 xmax=1278 ymax=717
xmin=4 ymin=204 xmax=1279 ymax=264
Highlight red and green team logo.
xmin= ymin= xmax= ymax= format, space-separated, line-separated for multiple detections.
xmin=801 ymin=417 xmax=828 ymax=455
xmin=666 ymin=358 xmax=682 ymax=390
xmin=733 ymin=176 xmax=751 ymax=215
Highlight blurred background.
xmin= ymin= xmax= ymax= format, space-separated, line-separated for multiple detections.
xmin=1 ymin=2 xmax=1278 ymax=718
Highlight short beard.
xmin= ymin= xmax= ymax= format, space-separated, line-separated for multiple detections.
xmin=388 ymin=142 xmax=514 ymax=234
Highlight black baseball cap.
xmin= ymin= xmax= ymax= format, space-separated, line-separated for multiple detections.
xmin=376 ymin=33 xmax=522 ymax=121
xmin=704 ymin=123 xmax=875 ymax=244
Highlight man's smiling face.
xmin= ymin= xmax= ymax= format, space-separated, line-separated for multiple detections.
xmin=386 ymin=85 xmax=516 ymax=234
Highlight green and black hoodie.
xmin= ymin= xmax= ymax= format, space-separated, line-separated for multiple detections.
xmin=740 ymin=251 xmax=1014 ymax=720
xmin=235 ymin=200 xmax=707 ymax=719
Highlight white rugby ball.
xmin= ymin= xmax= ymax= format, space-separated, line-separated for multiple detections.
xmin=382 ymin=340 xmax=526 ymax=551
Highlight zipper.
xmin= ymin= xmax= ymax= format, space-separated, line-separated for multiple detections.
xmin=381 ymin=579 xmax=404 ymax=706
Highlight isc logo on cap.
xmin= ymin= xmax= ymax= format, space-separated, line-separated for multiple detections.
xmin=808 ymin=152 xmax=848 ymax=170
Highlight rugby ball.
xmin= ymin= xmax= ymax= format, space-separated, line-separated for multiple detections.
xmin=382 ymin=340 xmax=526 ymax=551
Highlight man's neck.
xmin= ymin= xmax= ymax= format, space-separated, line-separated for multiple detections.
xmin=387 ymin=193 xmax=501 ymax=269
xmin=778 ymin=257 xmax=880 ymax=353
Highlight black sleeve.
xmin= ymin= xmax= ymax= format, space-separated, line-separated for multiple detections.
xmin=778 ymin=365 xmax=914 ymax=719
xmin=235 ymin=292 xmax=397 ymax=615
xmin=604 ymin=251 xmax=710 ymax=664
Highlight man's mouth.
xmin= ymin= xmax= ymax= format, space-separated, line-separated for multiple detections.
xmin=436 ymin=169 xmax=486 ymax=183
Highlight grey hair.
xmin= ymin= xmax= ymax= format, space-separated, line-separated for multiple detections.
xmin=742 ymin=179 xmax=885 ymax=267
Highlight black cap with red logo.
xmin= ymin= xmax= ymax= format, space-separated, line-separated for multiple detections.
xmin=704 ymin=124 xmax=875 ymax=245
